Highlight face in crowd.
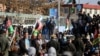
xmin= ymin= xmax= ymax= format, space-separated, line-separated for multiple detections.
xmin=24 ymin=32 xmax=29 ymax=39
xmin=38 ymin=33 xmax=42 ymax=40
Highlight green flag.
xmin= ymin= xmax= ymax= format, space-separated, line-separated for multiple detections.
xmin=33 ymin=30 xmax=39 ymax=37
xmin=93 ymin=37 xmax=100 ymax=45
xmin=63 ymin=0 xmax=72 ymax=4
xmin=70 ymin=7 xmax=75 ymax=13
xmin=64 ymin=0 xmax=76 ymax=4
xmin=67 ymin=0 xmax=72 ymax=3
xmin=8 ymin=25 xmax=14 ymax=34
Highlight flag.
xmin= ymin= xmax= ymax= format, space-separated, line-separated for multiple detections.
xmin=62 ymin=0 xmax=76 ymax=4
xmin=68 ymin=0 xmax=72 ymax=3
xmin=94 ymin=28 xmax=98 ymax=39
xmin=32 ymin=30 xmax=39 ymax=37
xmin=34 ymin=16 xmax=43 ymax=31
xmin=34 ymin=16 xmax=43 ymax=28
xmin=4 ymin=17 xmax=14 ymax=34
xmin=8 ymin=25 xmax=14 ymax=34
xmin=63 ymin=0 xmax=72 ymax=4
xmin=65 ymin=16 xmax=70 ymax=31
xmin=93 ymin=34 xmax=100 ymax=45
xmin=3 ymin=17 xmax=11 ymax=28
xmin=65 ymin=14 xmax=73 ymax=31
xmin=6 ymin=19 xmax=12 ymax=28
xmin=70 ymin=7 xmax=75 ymax=13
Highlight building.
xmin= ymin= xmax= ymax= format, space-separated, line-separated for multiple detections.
xmin=0 ymin=4 xmax=6 ymax=12
xmin=62 ymin=3 xmax=100 ymax=18
xmin=82 ymin=4 xmax=100 ymax=17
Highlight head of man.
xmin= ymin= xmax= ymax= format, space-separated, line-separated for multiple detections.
xmin=67 ymin=37 xmax=72 ymax=43
xmin=0 ymin=24 xmax=6 ymax=35
xmin=23 ymin=30 xmax=29 ymax=39
xmin=51 ymin=34 xmax=57 ymax=41
xmin=48 ymin=47 xmax=57 ymax=56
xmin=37 ymin=33 xmax=42 ymax=40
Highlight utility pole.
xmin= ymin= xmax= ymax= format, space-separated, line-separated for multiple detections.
xmin=78 ymin=0 xmax=80 ymax=4
xmin=58 ymin=0 xmax=60 ymax=29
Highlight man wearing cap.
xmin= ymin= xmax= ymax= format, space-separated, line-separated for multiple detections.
xmin=0 ymin=24 xmax=9 ymax=56
xmin=72 ymin=35 xmax=84 ymax=56
xmin=48 ymin=47 xmax=57 ymax=56
xmin=66 ymin=37 xmax=76 ymax=55
xmin=47 ymin=34 xmax=60 ymax=55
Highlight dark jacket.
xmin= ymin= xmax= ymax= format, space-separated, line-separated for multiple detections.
xmin=31 ymin=39 xmax=38 ymax=49
xmin=64 ymin=42 xmax=76 ymax=55
xmin=73 ymin=38 xmax=84 ymax=56
xmin=30 ymin=38 xmax=38 ymax=54
xmin=19 ymin=38 xmax=30 ymax=55
xmin=47 ymin=39 xmax=60 ymax=53
xmin=0 ymin=34 xmax=9 ymax=56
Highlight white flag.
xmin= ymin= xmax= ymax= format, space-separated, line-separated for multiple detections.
xmin=62 ymin=0 xmax=72 ymax=4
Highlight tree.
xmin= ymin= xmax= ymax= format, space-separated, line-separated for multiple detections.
xmin=0 ymin=0 xmax=57 ymax=14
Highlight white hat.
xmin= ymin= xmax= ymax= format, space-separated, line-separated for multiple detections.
xmin=48 ymin=47 xmax=57 ymax=56
xmin=28 ymin=47 xmax=36 ymax=56
xmin=62 ymin=51 xmax=73 ymax=56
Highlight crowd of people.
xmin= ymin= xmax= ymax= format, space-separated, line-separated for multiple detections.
xmin=0 ymin=12 xmax=100 ymax=56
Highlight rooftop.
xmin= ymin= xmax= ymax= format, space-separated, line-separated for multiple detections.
xmin=83 ymin=4 xmax=100 ymax=9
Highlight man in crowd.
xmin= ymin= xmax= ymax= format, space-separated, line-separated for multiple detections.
xmin=73 ymin=34 xmax=84 ymax=56
xmin=47 ymin=34 xmax=60 ymax=55
xmin=19 ymin=30 xmax=31 ymax=56
xmin=0 ymin=24 xmax=9 ymax=56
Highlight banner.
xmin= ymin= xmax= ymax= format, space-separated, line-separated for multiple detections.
xmin=58 ymin=26 xmax=66 ymax=32
xmin=49 ymin=8 xmax=58 ymax=19
xmin=34 ymin=16 xmax=43 ymax=31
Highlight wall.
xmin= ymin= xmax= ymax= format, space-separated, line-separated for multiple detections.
xmin=82 ymin=8 xmax=100 ymax=18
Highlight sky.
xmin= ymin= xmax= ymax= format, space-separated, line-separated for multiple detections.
xmin=76 ymin=0 xmax=99 ymax=5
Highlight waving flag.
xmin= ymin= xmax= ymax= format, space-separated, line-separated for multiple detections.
xmin=70 ymin=6 xmax=75 ymax=13
xmin=4 ymin=17 xmax=14 ymax=34
xmin=65 ymin=14 xmax=73 ymax=31
xmin=66 ymin=17 xmax=70 ymax=31
xmin=62 ymin=0 xmax=76 ymax=4
xmin=8 ymin=25 xmax=14 ymax=34
xmin=93 ymin=34 xmax=100 ymax=45
xmin=62 ymin=0 xmax=72 ymax=4
xmin=34 ymin=16 xmax=43 ymax=31
xmin=6 ymin=19 xmax=12 ymax=28
xmin=32 ymin=16 xmax=43 ymax=36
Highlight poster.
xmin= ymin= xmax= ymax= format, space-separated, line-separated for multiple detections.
xmin=49 ymin=8 xmax=58 ymax=18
